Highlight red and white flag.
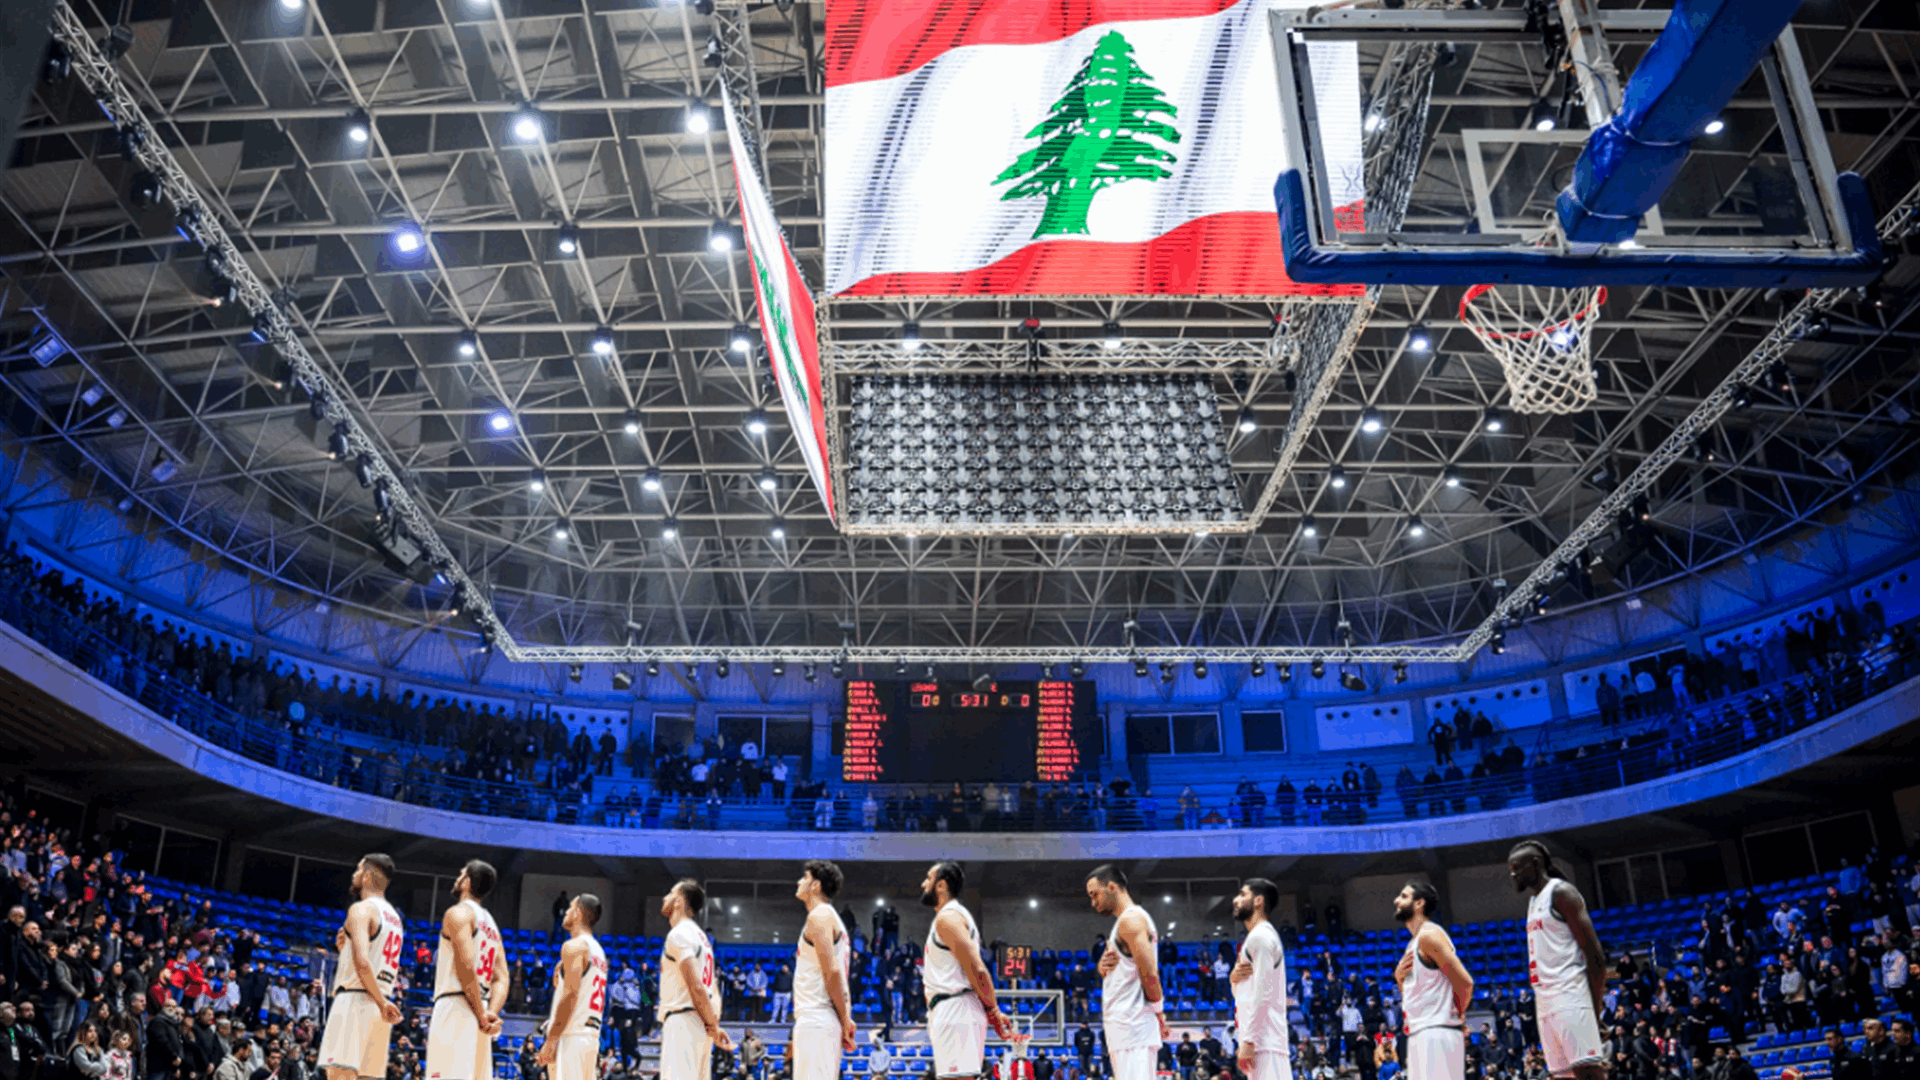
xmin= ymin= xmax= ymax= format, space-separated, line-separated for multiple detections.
xmin=824 ymin=0 xmax=1363 ymax=298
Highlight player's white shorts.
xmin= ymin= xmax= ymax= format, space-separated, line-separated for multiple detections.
xmin=1407 ymin=1027 xmax=1465 ymax=1080
xmin=928 ymin=994 xmax=986 ymax=1079
xmin=1108 ymin=1046 xmax=1158 ymax=1080
xmin=792 ymin=1011 xmax=843 ymax=1080
xmin=1243 ymin=1050 xmax=1295 ymax=1080
xmin=317 ymin=990 xmax=393 ymax=1079
xmin=659 ymin=1011 xmax=713 ymax=1080
xmin=548 ymin=1034 xmax=599 ymax=1080
xmin=1538 ymin=1001 xmax=1603 ymax=1077
xmin=425 ymin=995 xmax=494 ymax=1080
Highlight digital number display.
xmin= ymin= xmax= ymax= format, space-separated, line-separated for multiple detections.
xmin=840 ymin=680 xmax=1100 ymax=783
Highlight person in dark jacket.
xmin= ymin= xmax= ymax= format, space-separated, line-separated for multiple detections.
xmin=145 ymin=1008 xmax=184 ymax=1080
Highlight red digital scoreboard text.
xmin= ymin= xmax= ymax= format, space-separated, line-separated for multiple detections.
xmin=842 ymin=680 xmax=888 ymax=781
xmin=1036 ymin=680 xmax=1083 ymax=781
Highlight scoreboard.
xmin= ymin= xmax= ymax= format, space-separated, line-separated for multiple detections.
xmin=842 ymin=680 xmax=1101 ymax=784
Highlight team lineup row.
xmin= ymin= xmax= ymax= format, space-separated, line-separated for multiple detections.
xmin=309 ymin=842 xmax=1609 ymax=1080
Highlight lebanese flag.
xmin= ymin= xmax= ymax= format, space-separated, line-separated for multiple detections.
xmin=824 ymin=0 xmax=1364 ymax=298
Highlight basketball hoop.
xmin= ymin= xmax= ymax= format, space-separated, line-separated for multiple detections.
xmin=1459 ymin=283 xmax=1608 ymax=415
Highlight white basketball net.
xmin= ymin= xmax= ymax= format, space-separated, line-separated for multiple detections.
xmin=1459 ymin=284 xmax=1608 ymax=415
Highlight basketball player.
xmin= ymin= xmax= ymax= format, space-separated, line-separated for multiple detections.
xmin=1087 ymin=866 xmax=1169 ymax=1080
xmin=1227 ymin=878 xmax=1290 ymax=1080
xmin=317 ymin=854 xmax=405 ymax=1080
xmin=659 ymin=879 xmax=731 ymax=1080
xmin=920 ymin=861 xmax=1014 ymax=1080
xmin=1509 ymin=840 xmax=1608 ymax=1080
xmin=1392 ymin=881 xmax=1473 ymax=1080
xmin=535 ymin=894 xmax=607 ymax=1080
xmin=791 ymin=861 xmax=856 ymax=1080
xmin=427 ymin=860 xmax=509 ymax=1080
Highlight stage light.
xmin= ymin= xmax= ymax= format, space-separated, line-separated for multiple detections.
xmin=1300 ymin=515 xmax=1317 ymax=538
xmin=129 ymin=170 xmax=163 ymax=209
xmin=1236 ymin=408 xmax=1257 ymax=434
xmin=704 ymin=35 xmax=723 ymax=67
xmin=510 ymin=105 xmax=543 ymax=142
xmin=1443 ymin=464 xmax=1462 ymax=488
xmin=708 ymin=220 xmax=734 ymax=252
xmin=1631 ymin=494 xmax=1651 ymax=523
xmin=327 ymin=424 xmax=351 ymax=460
xmin=646 ymin=660 xmax=661 ymax=678
xmin=553 ymin=521 xmax=570 ymax=541
xmin=730 ymin=324 xmax=754 ymax=354
xmin=1483 ymin=407 xmax=1505 ymax=433
xmin=803 ymin=663 xmax=817 ymax=682
xmin=1069 ymin=661 xmax=1086 ymax=679
xmin=1490 ymin=629 xmax=1506 ymax=655
xmin=1768 ymin=361 xmax=1793 ymax=393
xmin=114 ymin=126 xmax=143 ymax=161
xmin=250 ymin=312 xmax=275 ymax=343
xmin=457 ymin=331 xmax=478 ymax=358
xmin=174 ymin=207 xmax=202 ymax=243
xmin=1328 ymin=465 xmax=1348 ymax=489
xmin=1530 ymin=98 xmax=1558 ymax=132
xmin=106 ymin=409 xmax=127 ymax=428
xmin=1101 ymin=321 xmax=1123 ymax=351
xmin=1135 ymin=659 xmax=1149 ymax=679
xmin=1363 ymin=111 xmax=1385 ymax=133
xmin=623 ymin=409 xmax=642 ymax=436
xmin=354 ymin=454 xmax=375 ymax=488
xmin=1406 ymin=322 xmax=1432 ymax=354
xmin=769 ymin=517 xmax=786 ymax=540
xmin=42 ymin=40 xmax=70 ymax=84
xmin=372 ymin=479 xmax=392 ymax=514
xmin=771 ymin=660 xmax=786 ymax=678
xmin=568 ymin=664 xmax=583 ymax=683
xmin=758 ymin=468 xmax=778 ymax=492
xmin=307 ymin=390 xmax=328 ymax=421
xmin=1359 ymin=407 xmax=1384 ymax=434
xmin=716 ymin=658 xmax=730 ymax=679
xmin=1393 ymin=660 xmax=1408 ymax=683
xmin=1407 ymin=514 xmax=1425 ymax=538
xmin=392 ymin=223 xmax=424 ymax=255
xmin=1693 ymin=436 xmax=1718 ymax=463
xmin=1159 ymin=662 xmax=1174 ymax=684
xmin=1277 ymin=664 xmax=1292 ymax=683
xmin=1704 ymin=117 xmax=1726 ymax=136
xmin=1309 ymin=659 xmax=1325 ymax=679
xmin=590 ymin=326 xmax=616 ymax=356
xmin=685 ymin=101 xmax=711 ymax=134
xmin=80 ymin=385 xmax=105 ymax=407
xmin=346 ymin=109 xmax=370 ymax=144
xmin=745 ymin=408 xmax=768 ymax=436
xmin=1194 ymin=659 xmax=1208 ymax=679
xmin=556 ymin=222 xmax=579 ymax=256
xmin=1340 ymin=668 xmax=1367 ymax=692
xmin=612 ymin=671 xmax=633 ymax=691
xmin=661 ymin=517 xmax=679 ymax=541
xmin=1250 ymin=659 xmax=1265 ymax=678
xmin=1534 ymin=594 xmax=1550 ymax=616
xmin=529 ymin=469 xmax=547 ymax=493
xmin=831 ymin=658 xmax=845 ymax=679
xmin=901 ymin=322 xmax=922 ymax=351
xmin=489 ymin=411 xmax=513 ymax=432
xmin=642 ymin=467 xmax=662 ymax=493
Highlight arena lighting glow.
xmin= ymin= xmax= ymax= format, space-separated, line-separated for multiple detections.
xmin=1483 ymin=407 xmax=1505 ymax=433
xmin=623 ymin=409 xmax=642 ymax=436
xmin=391 ymin=223 xmax=424 ymax=255
xmin=1309 ymin=659 xmax=1325 ymax=679
xmin=685 ymin=101 xmax=711 ymax=134
xmin=642 ymin=467 xmax=662 ymax=493
xmin=769 ymin=517 xmax=787 ymax=540
xmin=529 ymin=468 xmax=547 ymax=492
xmin=345 ymin=109 xmax=370 ymax=144
xmin=730 ymin=324 xmax=754 ymax=354
xmin=556 ymin=223 xmax=579 ymax=256
xmin=1236 ymin=408 xmax=1257 ymax=434
xmin=456 ymin=331 xmax=478 ymax=358
xmin=1406 ymin=322 xmax=1432 ymax=354
xmin=707 ymin=220 xmax=734 ymax=252
xmin=758 ymin=468 xmax=778 ymax=492
xmin=1407 ymin=514 xmax=1426 ymax=538
xmin=1328 ymin=464 xmax=1348 ymax=489
xmin=510 ymin=105 xmax=543 ymax=142
xmin=1101 ymin=321 xmax=1123 ymax=351
xmin=553 ymin=522 xmax=569 ymax=541
xmin=589 ymin=326 xmax=615 ymax=356
xmin=1704 ymin=117 xmax=1726 ymax=135
xmin=901 ymin=321 xmax=922 ymax=351
xmin=660 ymin=518 xmax=678 ymax=541
xmin=488 ymin=411 xmax=513 ymax=432
xmin=1249 ymin=659 xmax=1265 ymax=678
xmin=1363 ymin=110 xmax=1384 ymax=133
xmin=278 ymin=0 xmax=302 ymax=11
xmin=716 ymin=659 xmax=731 ymax=679
xmin=1359 ymin=406 xmax=1384 ymax=434
xmin=1530 ymin=98 xmax=1558 ymax=132
xmin=744 ymin=408 xmax=768 ymax=436
xmin=327 ymin=424 xmax=350 ymax=460
xmin=646 ymin=660 xmax=661 ymax=678
xmin=1443 ymin=464 xmax=1462 ymax=487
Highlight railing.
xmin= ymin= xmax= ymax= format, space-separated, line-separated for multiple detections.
xmin=3 ymin=577 xmax=1916 ymax=832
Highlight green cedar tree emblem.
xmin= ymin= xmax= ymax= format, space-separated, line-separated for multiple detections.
xmin=992 ymin=30 xmax=1181 ymax=238
xmin=751 ymin=248 xmax=807 ymax=410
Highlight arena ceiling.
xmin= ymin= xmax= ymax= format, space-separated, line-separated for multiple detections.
xmin=1 ymin=0 xmax=1918 ymax=660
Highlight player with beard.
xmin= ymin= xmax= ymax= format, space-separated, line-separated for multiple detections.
xmin=1509 ymin=841 xmax=1608 ymax=1080
xmin=536 ymin=894 xmax=607 ymax=1080
xmin=920 ymin=862 xmax=1014 ymax=1080
xmin=658 ymin=879 xmax=731 ymax=1080
xmin=791 ymin=862 xmax=856 ymax=1080
xmin=1227 ymin=879 xmax=1290 ymax=1080
xmin=1392 ymin=881 xmax=1472 ymax=1080
xmin=426 ymin=860 xmax=509 ymax=1080
xmin=1087 ymin=865 xmax=1169 ymax=1080
xmin=317 ymin=855 xmax=405 ymax=1080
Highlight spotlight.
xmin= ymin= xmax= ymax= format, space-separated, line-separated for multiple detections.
xmin=772 ymin=661 xmax=786 ymax=677
xmin=279 ymin=0 xmax=302 ymax=11
xmin=392 ymin=223 xmax=424 ymax=255
xmin=173 ymin=207 xmax=202 ymax=243
xmin=1277 ymin=664 xmax=1293 ymax=683
xmin=1300 ymin=515 xmax=1317 ymax=538
xmin=970 ymin=672 xmax=990 ymax=691
xmin=129 ymin=170 xmax=163 ymax=209
xmin=708 ymin=220 xmax=734 ymax=252
xmin=612 ymin=671 xmax=633 ymax=691
xmin=685 ymin=101 xmax=711 ymax=134
xmin=1693 ymin=436 xmax=1717 ymax=463
xmin=1490 ymin=628 xmax=1506 ymax=655
xmin=488 ymin=411 xmax=513 ymax=432
xmin=79 ymin=385 xmax=104 ymax=407
xmin=568 ymin=663 xmax=583 ymax=683
xmin=1631 ymin=494 xmax=1651 ymax=523
xmin=831 ymin=659 xmax=845 ymax=679
xmin=114 ymin=126 xmax=143 ymax=161
xmin=553 ymin=521 xmax=569 ymax=541
xmin=1483 ymin=407 xmax=1505 ymax=433
xmin=590 ymin=326 xmax=616 ymax=356
xmin=1159 ymin=663 xmax=1174 ymax=684
xmin=308 ymin=390 xmax=328 ymax=421
xmin=803 ymin=663 xmax=818 ymax=683
xmin=1363 ymin=111 xmax=1385 ymax=133
xmin=660 ymin=518 xmax=679 ymax=541
xmin=642 ymin=467 xmax=663 ymax=493
xmin=1534 ymin=594 xmax=1550 ymax=616
xmin=510 ymin=104 xmax=543 ymax=142
xmin=1407 ymin=514 xmax=1425 ymax=538
xmin=1236 ymin=408 xmax=1256 ymax=434
xmin=1309 ymin=659 xmax=1325 ymax=679
xmin=529 ymin=469 xmax=547 ymax=492
xmin=42 ymin=40 xmax=71 ymax=84
xmin=1068 ymin=661 xmax=1086 ymax=679
xmin=327 ymin=424 xmax=351 ymax=460
xmin=1530 ymin=98 xmax=1558 ymax=132
xmin=730 ymin=324 xmax=755 ymax=355
xmin=1194 ymin=659 xmax=1208 ymax=679
xmin=372 ymin=480 xmax=392 ymax=514
xmin=895 ymin=662 xmax=909 ymax=676
xmin=1443 ymin=464 xmax=1462 ymax=488
xmin=769 ymin=517 xmax=786 ymax=540
xmin=1134 ymin=658 xmax=1149 ymax=679
xmin=354 ymin=453 xmax=375 ymax=488
xmin=556 ymin=222 xmax=579 ymax=256
xmin=623 ymin=409 xmax=642 ymax=436
xmin=745 ymin=408 xmax=768 ymax=436
xmin=716 ymin=658 xmax=730 ymax=679
xmin=1359 ymin=407 xmax=1384 ymax=434
xmin=107 ymin=409 xmax=128 ymax=428
xmin=901 ymin=322 xmax=922 ymax=351
xmin=1101 ymin=321 xmax=1123 ymax=351
xmin=1250 ymin=659 xmax=1265 ymax=678
xmin=1340 ymin=668 xmax=1367 ymax=692
xmin=251 ymin=312 xmax=275 ymax=343
xmin=704 ymin=35 xmax=723 ymax=67
xmin=1767 ymin=361 xmax=1793 ymax=394
xmin=346 ymin=109 xmax=370 ymax=144
xmin=1406 ymin=322 xmax=1432 ymax=354
xmin=1393 ymin=660 xmax=1408 ymax=684
xmin=1703 ymin=117 xmax=1726 ymax=136
xmin=457 ymin=330 xmax=479 ymax=358
xmin=646 ymin=660 xmax=660 ymax=678
xmin=1328 ymin=465 xmax=1348 ymax=490
xmin=758 ymin=468 xmax=778 ymax=492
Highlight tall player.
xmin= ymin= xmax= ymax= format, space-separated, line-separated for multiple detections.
xmin=659 ymin=879 xmax=731 ymax=1080
xmin=920 ymin=862 xmax=1014 ymax=1080
xmin=792 ymin=861 xmax=856 ymax=1080
xmin=1228 ymin=879 xmax=1290 ymax=1080
xmin=1087 ymin=866 xmax=1169 ymax=1080
xmin=318 ymin=854 xmax=405 ymax=1080
xmin=536 ymin=895 xmax=607 ymax=1080
xmin=1393 ymin=881 xmax=1473 ymax=1080
xmin=1509 ymin=840 xmax=1608 ymax=1080
xmin=427 ymin=860 xmax=509 ymax=1080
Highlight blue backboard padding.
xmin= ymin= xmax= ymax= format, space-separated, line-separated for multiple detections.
xmin=1274 ymin=169 xmax=1884 ymax=289
xmin=1559 ymin=0 xmax=1804 ymax=243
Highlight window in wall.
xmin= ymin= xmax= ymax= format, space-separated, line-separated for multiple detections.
xmin=1661 ymin=844 xmax=1729 ymax=899
xmin=1627 ymin=855 xmax=1664 ymax=907
xmin=114 ymin=818 xmax=164 ymax=876
xmin=1594 ymin=844 xmax=1732 ymax=907
xmin=831 ymin=715 xmax=848 ymax=757
xmin=294 ymin=856 xmax=355 ymax=908
xmin=242 ymin=850 xmax=299 ymax=903
xmin=1127 ymin=713 xmax=1220 ymax=756
xmin=653 ymin=714 xmax=696 ymax=754
xmin=1596 ymin=860 xmax=1633 ymax=910
xmin=1743 ymin=826 xmax=1817 ymax=885
xmin=1806 ymin=812 xmax=1876 ymax=872
xmin=1743 ymin=812 xmax=1874 ymax=884
xmin=1240 ymin=711 xmax=1287 ymax=753
xmin=718 ymin=715 xmax=811 ymax=761
xmin=156 ymin=829 xmax=221 ymax=887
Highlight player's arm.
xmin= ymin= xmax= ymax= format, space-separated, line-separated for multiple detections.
xmin=675 ymin=948 xmax=731 ymax=1051
xmin=537 ymin=943 xmax=583 ymax=1066
xmin=1550 ymin=881 xmax=1608 ymax=1016
xmin=1118 ymin=912 xmax=1168 ymax=1043
xmin=442 ymin=904 xmax=488 ymax=1025
xmin=485 ymin=943 xmax=512 ymax=1032
xmin=345 ymin=903 xmax=403 ymax=1024
xmin=1418 ymin=926 xmax=1475 ymax=1020
xmin=1237 ymin=937 xmax=1276 ymax=1061
xmin=936 ymin=910 xmax=1011 ymax=1039
xmin=808 ymin=910 xmax=856 ymax=1053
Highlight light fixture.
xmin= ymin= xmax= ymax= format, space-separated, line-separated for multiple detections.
xmin=646 ymin=660 xmax=661 ymax=678
xmin=769 ymin=517 xmax=786 ymax=540
xmin=1407 ymin=514 xmax=1426 ymax=538
xmin=901 ymin=321 xmax=922 ymax=351
xmin=1732 ymin=384 xmax=1755 ymax=409
xmin=1300 ymin=515 xmax=1317 ymax=538
xmin=1704 ymin=117 xmax=1726 ymax=136
xmin=456 ymin=330 xmax=478 ymax=358
xmin=590 ymin=325 xmax=616 ymax=356
xmin=1693 ymin=436 xmax=1717 ymax=463
xmin=623 ymin=408 xmax=642 ymax=436
xmin=612 ymin=671 xmax=633 ymax=691
xmin=708 ymin=220 xmax=734 ymax=252
xmin=106 ymin=408 xmax=128 ymax=429
xmin=1159 ymin=663 xmax=1174 ymax=684
xmin=1631 ymin=494 xmax=1652 ymax=523
xmin=510 ymin=104 xmax=543 ymax=142
xmin=1194 ymin=659 xmax=1208 ymax=679
xmin=758 ymin=468 xmax=778 ymax=492
xmin=685 ymin=100 xmax=711 ymax=134
xmin=488 ymin=411 xmax=513 ymax=432
xmin=1101 ymin=321 xmax=1123 ymax=351
xmin=1134 ymin=658 xmax=1149 ymax=679
xmin=1530 ymin=98 xmax=1558 ymax=132
xmin=1363 ymin=110 xmax=1385 ymax=133
xmin=1490 ymin=628 xmax=1506 ymax=655
xmin=1768 ymin=361 xmax=1793 ymax=394
xmin=704 ymin=35 xmax=723 ymax=67
xmin=529 ymin=468 xmax=547 ymax=493
xmin=346 ymin=109 xmax=370 ymax=144
xmin=1483 ymin=407 xmax=1505 ymax=433
xmin=803 ymin=663 xmax=817 ymax=682
xmin=660 ymin=518 xmax=679 ymax=542
xmin=1359 ymin=406 xmax=1384 ymax=434
xmin=392 ymin=222 xmax=424 ymax=255
xmin=1534 ymin=594 xmax=1550 ymax=616
xmin=354 ymin=453 xmax=375 ymax=488
xmin=1406 ymin=322 xmax=1432 ymax=354
xmin=79 ymin=385 xmax=105 ymax=407
xmin=556 ymin=222 xmax=579 ymax=256
xmin=129 ymin=170 xmax=163 ymax=209
xmin=43 ymin=40 xmax=71 ymax=84
xmin=1028 ymin=899 xmax=1038 ymax=910
xmin=745 ymin=408 xmax=768 ymax=436
xmin=568 ymin=663 xmax=583 ymax=683
xmin=1328 ymin=464 xmax=1348 ymax=489
xmin=173 ymin=207 xmax=202 ymax=243
xmin=1443 ymin=464 xmax=1462 ymax=488
xmin=327 ymin=424 xmax=351 ymax=460
xmin=372 ymin=480 xmax=392 ymax=515
xmin=716 ymin=658 xmax=730 ymax=679
xmin=1236 ymin=408 xmax=1257 ymax=434
xmin=1250 ymin=659 xmax=1265 ymax=678
xmin=250 ymin=312 xmax=275 ymax=343
xmin=279 ymin=0 xmax=302 ymax=11
xmin=1393 ymin=660 xmax=1408 ymax=684
xmin=1309 ymin=659 xmax=1325 ymax=679
xmin=730 ymin=324 xmax=754 ymax=355
xmin=1277 ymin=664 xmax=1292 ymax=683
xmin=1340 ymin=668 xmax=1367 ymax=692
xmin=642 ymin=466 xmax=663 ymax=493
xmin=831 ymin=658 xmax=845 ymax=679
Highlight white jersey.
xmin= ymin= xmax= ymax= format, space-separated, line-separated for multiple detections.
xmin=1401 ymin=928 xmax=1462 ymax=1034
xmin=549 ymin=935 xmax=609 ymax=1039
xmin=433 ymin=899 xmax=503 ymax=999
xmin=336 ymin=897 xmax=405 ymax=993
xmin=1526 ymin=883 xmax=1588 ymax=1011
xmin=659 ymin=920 xmax=718 ymax=1019
xmin=923 ymin=900 xmax=978 ymax=1001
xmin=1102 ymin=906 xmax=1161 ymax=1051
xmin=1232 ymin=922 xmax=1289 ymax=1054
xmin=794 ymin=908 xmax=849 ymax=1016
